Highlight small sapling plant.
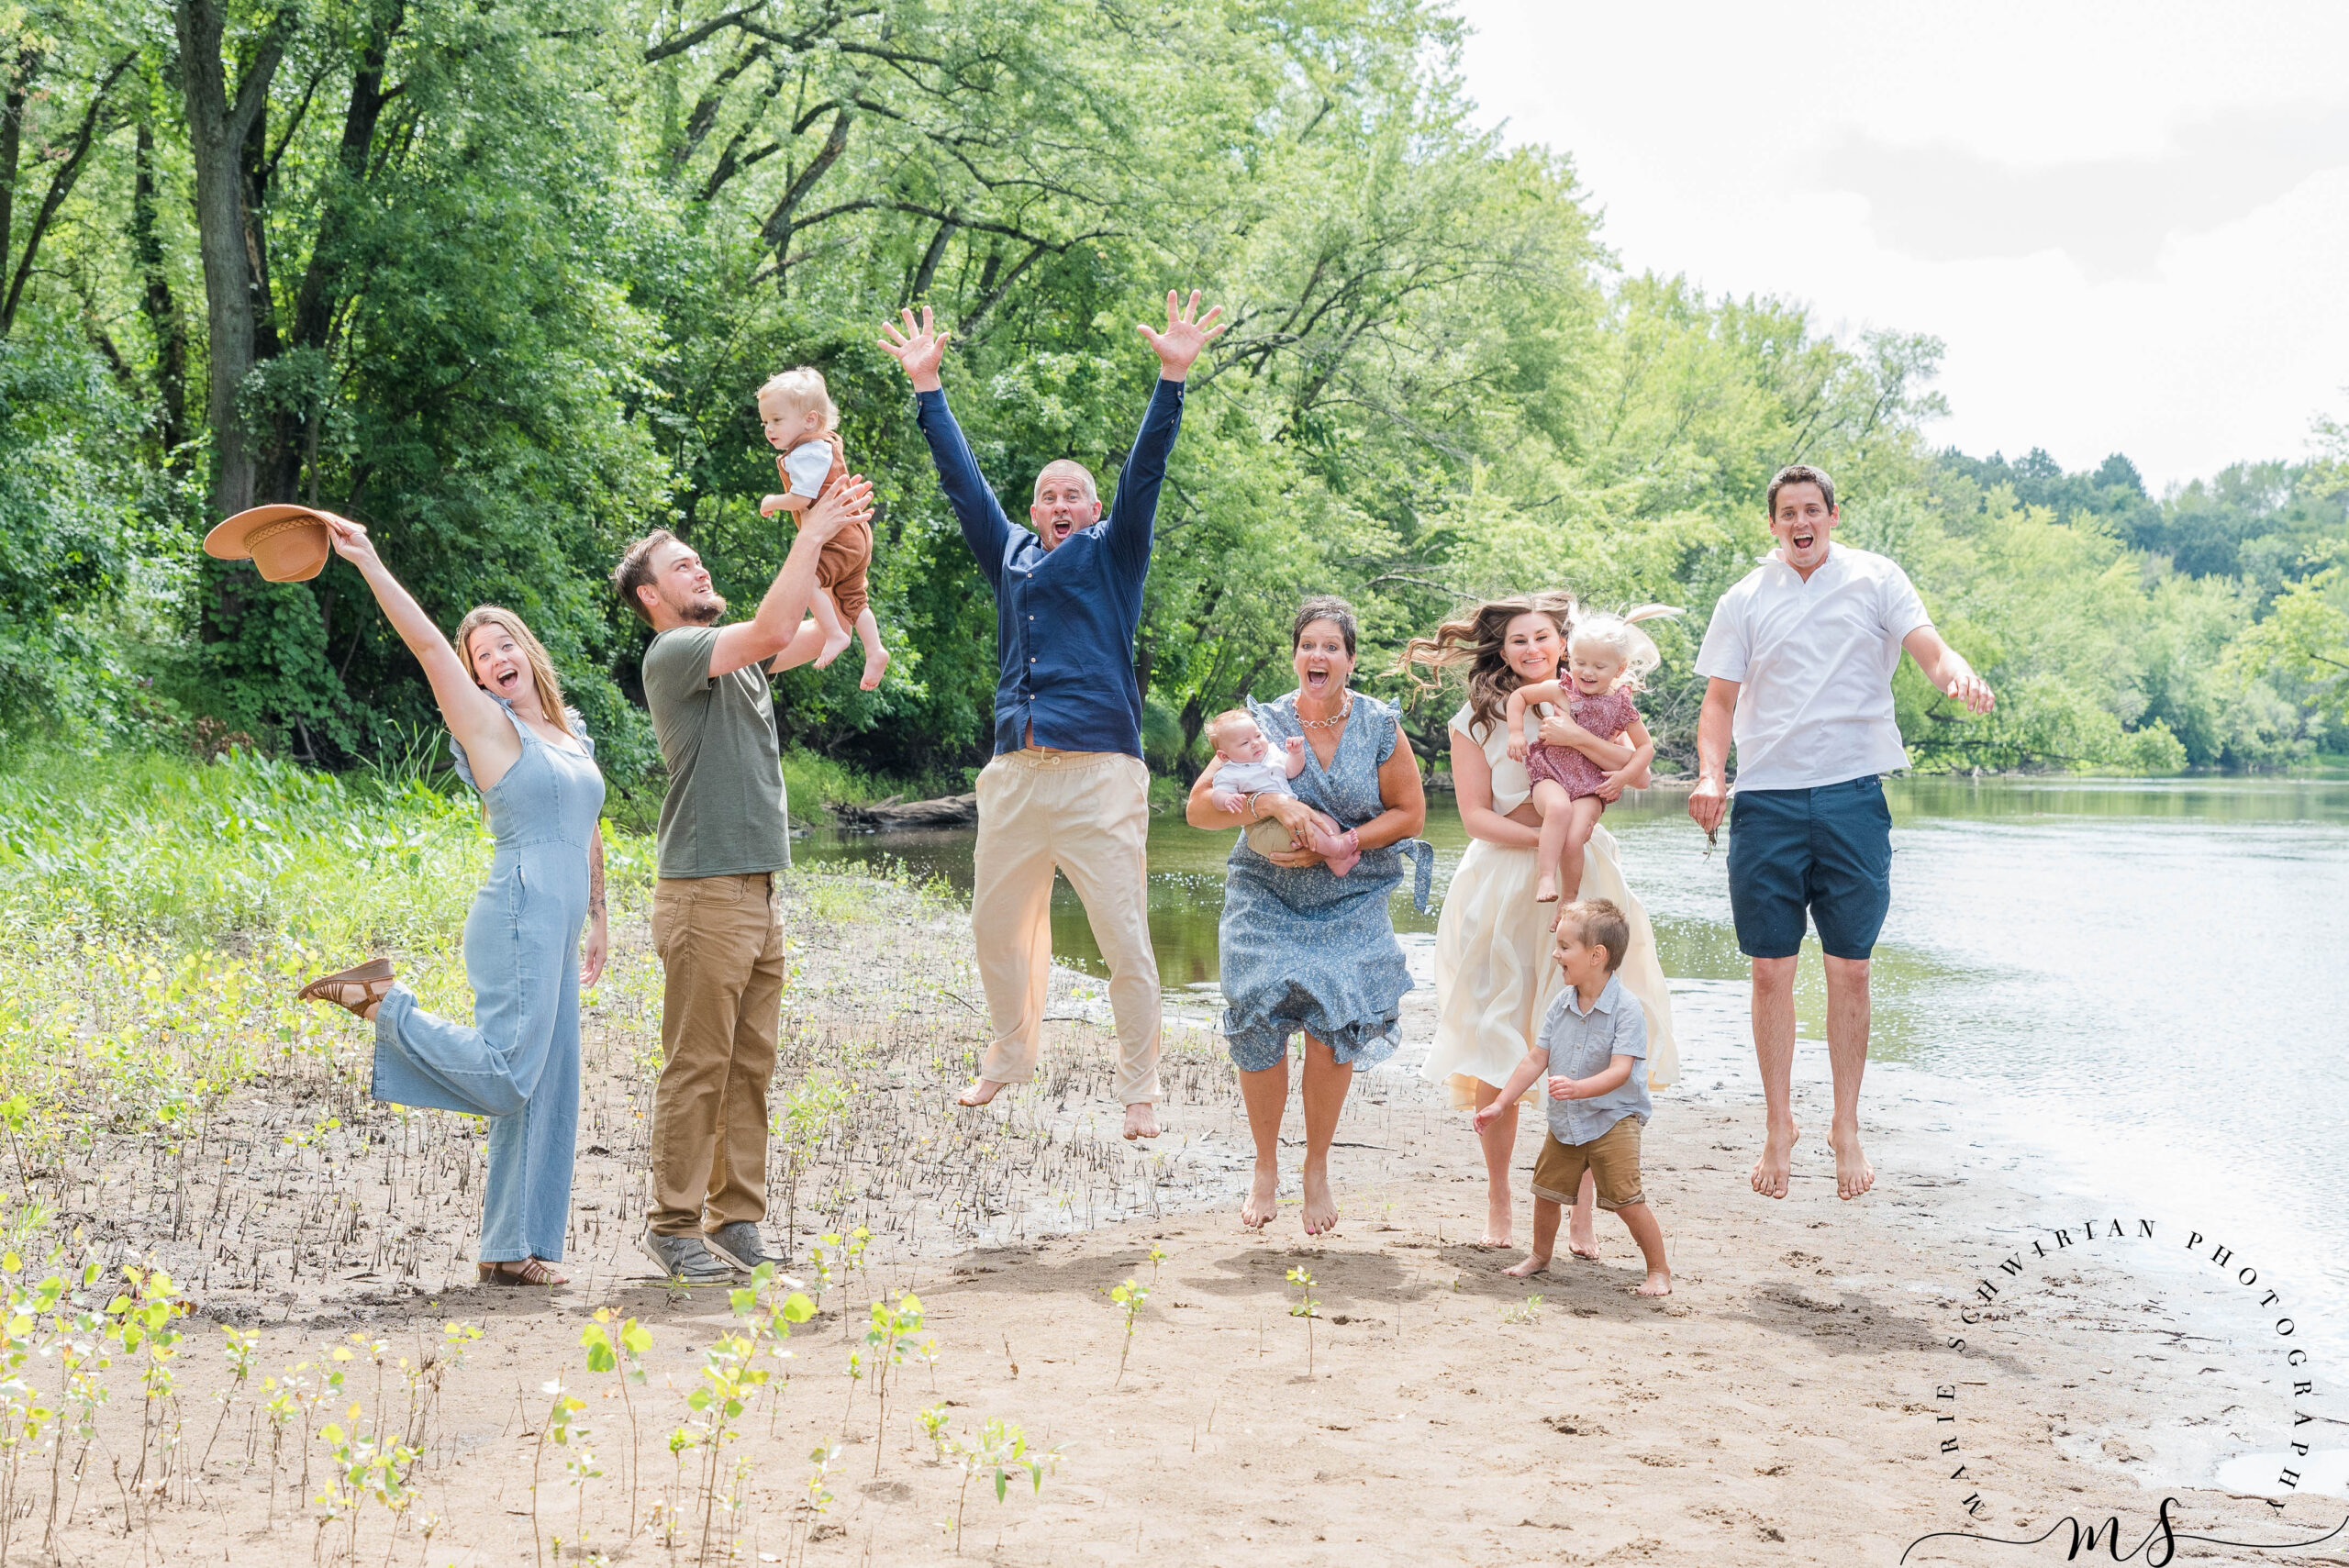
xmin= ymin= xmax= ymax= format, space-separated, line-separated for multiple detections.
xmin=1500 ymin=1294 xmax=1543 ymax=1326
xmin=863 ymin=1292 xmax=927 ymax=1474
xmin=1286 ymin=1266 xmax=1319 ymax=1377
xmin=944 ymin=1418 xmax=1062 ymax=1554
xmin=1108 ymin=1278 xmax=1148 ymax=1386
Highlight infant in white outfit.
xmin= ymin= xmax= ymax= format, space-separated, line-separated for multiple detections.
xmin=1202 ymin=708 xmax=1361 ymax=876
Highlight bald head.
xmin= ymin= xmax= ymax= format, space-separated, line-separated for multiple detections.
xmin=1028 ymin=460 xmax=1101 ymax=551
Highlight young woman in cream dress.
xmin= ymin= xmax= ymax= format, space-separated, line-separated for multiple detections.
xmin=1401 ymin=592 xmax=1678 ymax=1252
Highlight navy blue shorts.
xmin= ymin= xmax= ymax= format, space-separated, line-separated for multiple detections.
xmin=1725 ymin=775 xmax=1893 ymax=960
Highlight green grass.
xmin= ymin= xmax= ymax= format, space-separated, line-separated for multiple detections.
xmin=0 ymin=746 xmax=660 ymax=1152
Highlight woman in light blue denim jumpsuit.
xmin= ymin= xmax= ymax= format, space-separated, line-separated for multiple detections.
xmin=295 ymin=514 xmax=607 ymax=1287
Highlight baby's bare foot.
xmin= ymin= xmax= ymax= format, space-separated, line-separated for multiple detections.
xmin=1241 ymin=1166 xmax=1279 ymax=1229
xmin=859 ymin=643 xmax=890 ymax=691
xmin=813 ymin=628 xmax=853 ymax=669
xmin=1503 ymin=1254 xmax=1550 ymax=1278
xmin=1534 ymin=875 xmax=1558 ymax=903
xmin=956 ymin=1078 xmax=1008 ymax=1108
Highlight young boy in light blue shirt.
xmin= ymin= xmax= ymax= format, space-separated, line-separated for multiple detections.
xmin=1475 ymin=898 xmax=1673 ymax=1295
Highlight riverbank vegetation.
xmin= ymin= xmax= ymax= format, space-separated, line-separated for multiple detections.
xmin=5 ymin=0 xmax=2344 ymax=788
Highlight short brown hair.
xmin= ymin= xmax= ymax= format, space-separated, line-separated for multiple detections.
xmin=1292 ymin=595 xmax=1358 ymax=656
xmin=613 ymin=529 xmax=680 ymax=625
xmin=1766 ymin=463 xmax=1836 ymax=517
xmin=1554 ymin=898 xmax=1630 ymax=973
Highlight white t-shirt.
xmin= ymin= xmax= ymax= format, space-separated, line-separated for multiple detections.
xmin=1693 ymin=544 xmax=1932 ymax=792
xmin=782 ymin=439 xmax=833 ymax=500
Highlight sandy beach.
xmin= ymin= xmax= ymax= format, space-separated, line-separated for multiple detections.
xmin=42 ymin=868 xmax=2343 ymax=1564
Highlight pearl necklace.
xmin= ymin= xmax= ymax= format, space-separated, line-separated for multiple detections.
xmin=1295 ymin=690 xmax=1353 ymax=729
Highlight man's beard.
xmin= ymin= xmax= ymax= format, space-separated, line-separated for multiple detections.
xmin=680 ymin=591 xmax=726 ymax=626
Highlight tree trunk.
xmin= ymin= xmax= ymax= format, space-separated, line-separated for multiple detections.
xmin=133 ymin=118 xmax=191 ymax=460
xmin=173 ymin=0 xmax=288 ymax=517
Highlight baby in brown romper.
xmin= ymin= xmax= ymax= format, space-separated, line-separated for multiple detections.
xmin=758 ymin=366 xmax=887 ymax=690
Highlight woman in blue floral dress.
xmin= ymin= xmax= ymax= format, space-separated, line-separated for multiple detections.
xmin=1186 ymin=597 xmax=1433 ymax=1235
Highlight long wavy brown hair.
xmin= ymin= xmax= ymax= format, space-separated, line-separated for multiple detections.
xmin=1393 ymin=590 xmax=1578 ymax=739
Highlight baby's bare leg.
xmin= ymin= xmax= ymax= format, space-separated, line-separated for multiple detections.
xmin=809 ymin=587 xmax=852 ymax=667
xmin=853 ymin=606 xmax=888 ymax=691
xmin=1531 ymin=779 xmax=1573 ymax=902
xmin=1554 ymin=795 xmax=1607 ymax=906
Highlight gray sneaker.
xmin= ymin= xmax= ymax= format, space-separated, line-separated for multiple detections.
xmin=703 ymin=1221 xmax=784 ymax=1275
xmin=640 ymin=1229 xmax=733 ymax=1285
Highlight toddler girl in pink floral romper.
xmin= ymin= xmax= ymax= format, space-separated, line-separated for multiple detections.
xmin=1505 ymin=610 xmax=1671 ymax=905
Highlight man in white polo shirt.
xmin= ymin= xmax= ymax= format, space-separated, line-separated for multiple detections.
xmin=1688 ymin=464 xmax=1994 ymax=1204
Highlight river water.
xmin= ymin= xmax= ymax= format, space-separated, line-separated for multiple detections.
xmin=800 ymin=775 xmax=2349 ymax=1376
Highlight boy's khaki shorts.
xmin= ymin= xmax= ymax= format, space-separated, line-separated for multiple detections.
xmin=1531 ymin=1116 xmax=1645 ymax=1211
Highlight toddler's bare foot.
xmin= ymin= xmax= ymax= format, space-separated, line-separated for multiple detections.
xmin=813 ymin=627 xmax=853 ymax=669
xmin=1636 ymin=1269 xmax=1673 ymax=1296
xmin=1241 ymin=1166 xmax=1279 ymax=1229
xmin=1534 ymin=875 xmax=1558 ymax=903
xmin=1121 ymin=1102 xmax=1160 ymax=1140
xmin=1751 ymin=1120 xmax=1798 ymax=1199
xmin=1503 ymin=1253 xmax=1550 ymax=1278
xmin=956 ymin=1078 xmax=1008 ymax=1108
xmin=1300 ymin=1167 xmax=1340 ymax=1237
xmin=1567 ymin=1206 xmax=1600 ymax=1260
xmin=1831 ymin=1123 xmax=1876 ymax=1200
xmin=859 ymin=642 xmax=889 ymax=691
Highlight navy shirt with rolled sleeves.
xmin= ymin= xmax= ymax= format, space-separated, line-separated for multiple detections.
xmin=913 ymin=378 xmax=1185 ymax=760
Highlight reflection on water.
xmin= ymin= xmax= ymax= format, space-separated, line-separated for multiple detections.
xmin=801 ymin=773 xmax=2349 ymax=1347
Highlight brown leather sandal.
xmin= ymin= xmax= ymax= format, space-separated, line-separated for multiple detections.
xmin=478 ymin=1258 xmax=568 ymax=1287
xmin=296 ymin=957 xmax=395 ymax=1018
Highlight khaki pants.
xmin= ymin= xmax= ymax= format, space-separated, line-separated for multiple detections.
xmin=972 ymin=750 xmax=1161 ymax=1105
xmin=649 ymin=873 xmax=784 ymax=1236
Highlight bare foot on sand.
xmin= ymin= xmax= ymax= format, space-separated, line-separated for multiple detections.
xmin=956 ymin=1078 xmax=1008 ymax=1108
xmin=1477 ymin=1192 xmax=1511 ymax=1248
xmin=1503 ymin=1253 xmax=1550 ymax=1278
xmin=1831 ymin=1123 xmax=1875 ymax=1200
xmin=1567 ymin=1206 xmax=1599 ymax=1260
xmin=1751 ymin=1120 xmax=1798 ymax=1199
xmin=1635 ymin=1269 xmax=1673 ymax=1296
xmin=1301 ymin=1167 xmax=1340 ymax=1237
xmin=1241 ymin=1166 xmax=1279 ymax=1229
xmin=1122 ymin=1102 xmax=1160 ymax=1140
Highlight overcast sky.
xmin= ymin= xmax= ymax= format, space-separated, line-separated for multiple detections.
xmin=1453 ymin=0 xmax=2349 ymax=488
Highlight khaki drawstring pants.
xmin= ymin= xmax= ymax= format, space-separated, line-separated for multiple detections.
xmin=971 ymin=749 xmax=1162 ymax=1105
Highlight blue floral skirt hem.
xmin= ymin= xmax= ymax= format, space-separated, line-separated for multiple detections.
xmin=1223 ymin=998 xmax=1403 ymax=1074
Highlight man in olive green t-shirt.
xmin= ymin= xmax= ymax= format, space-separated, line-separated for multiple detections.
xmin=614 ymin=477 xmax=871 ymax=1284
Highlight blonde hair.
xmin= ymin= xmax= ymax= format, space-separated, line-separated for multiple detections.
xmin=1568 ymin=605 xmax=1681 ymax=695
xmin=452 ymin=606 xmax=574 ymax=738
xmin=1206 ymin=708 xmax=1258 ymax=750
xmin=757 ymin=366 xmax=838 ymax=430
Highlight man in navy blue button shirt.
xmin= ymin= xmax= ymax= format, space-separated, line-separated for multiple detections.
xmin=882 ymin=292 xmax=1224 ymax=1141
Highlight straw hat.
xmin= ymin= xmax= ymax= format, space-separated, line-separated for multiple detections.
xmin=202 ymin=504 xmax=340 ymax=583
